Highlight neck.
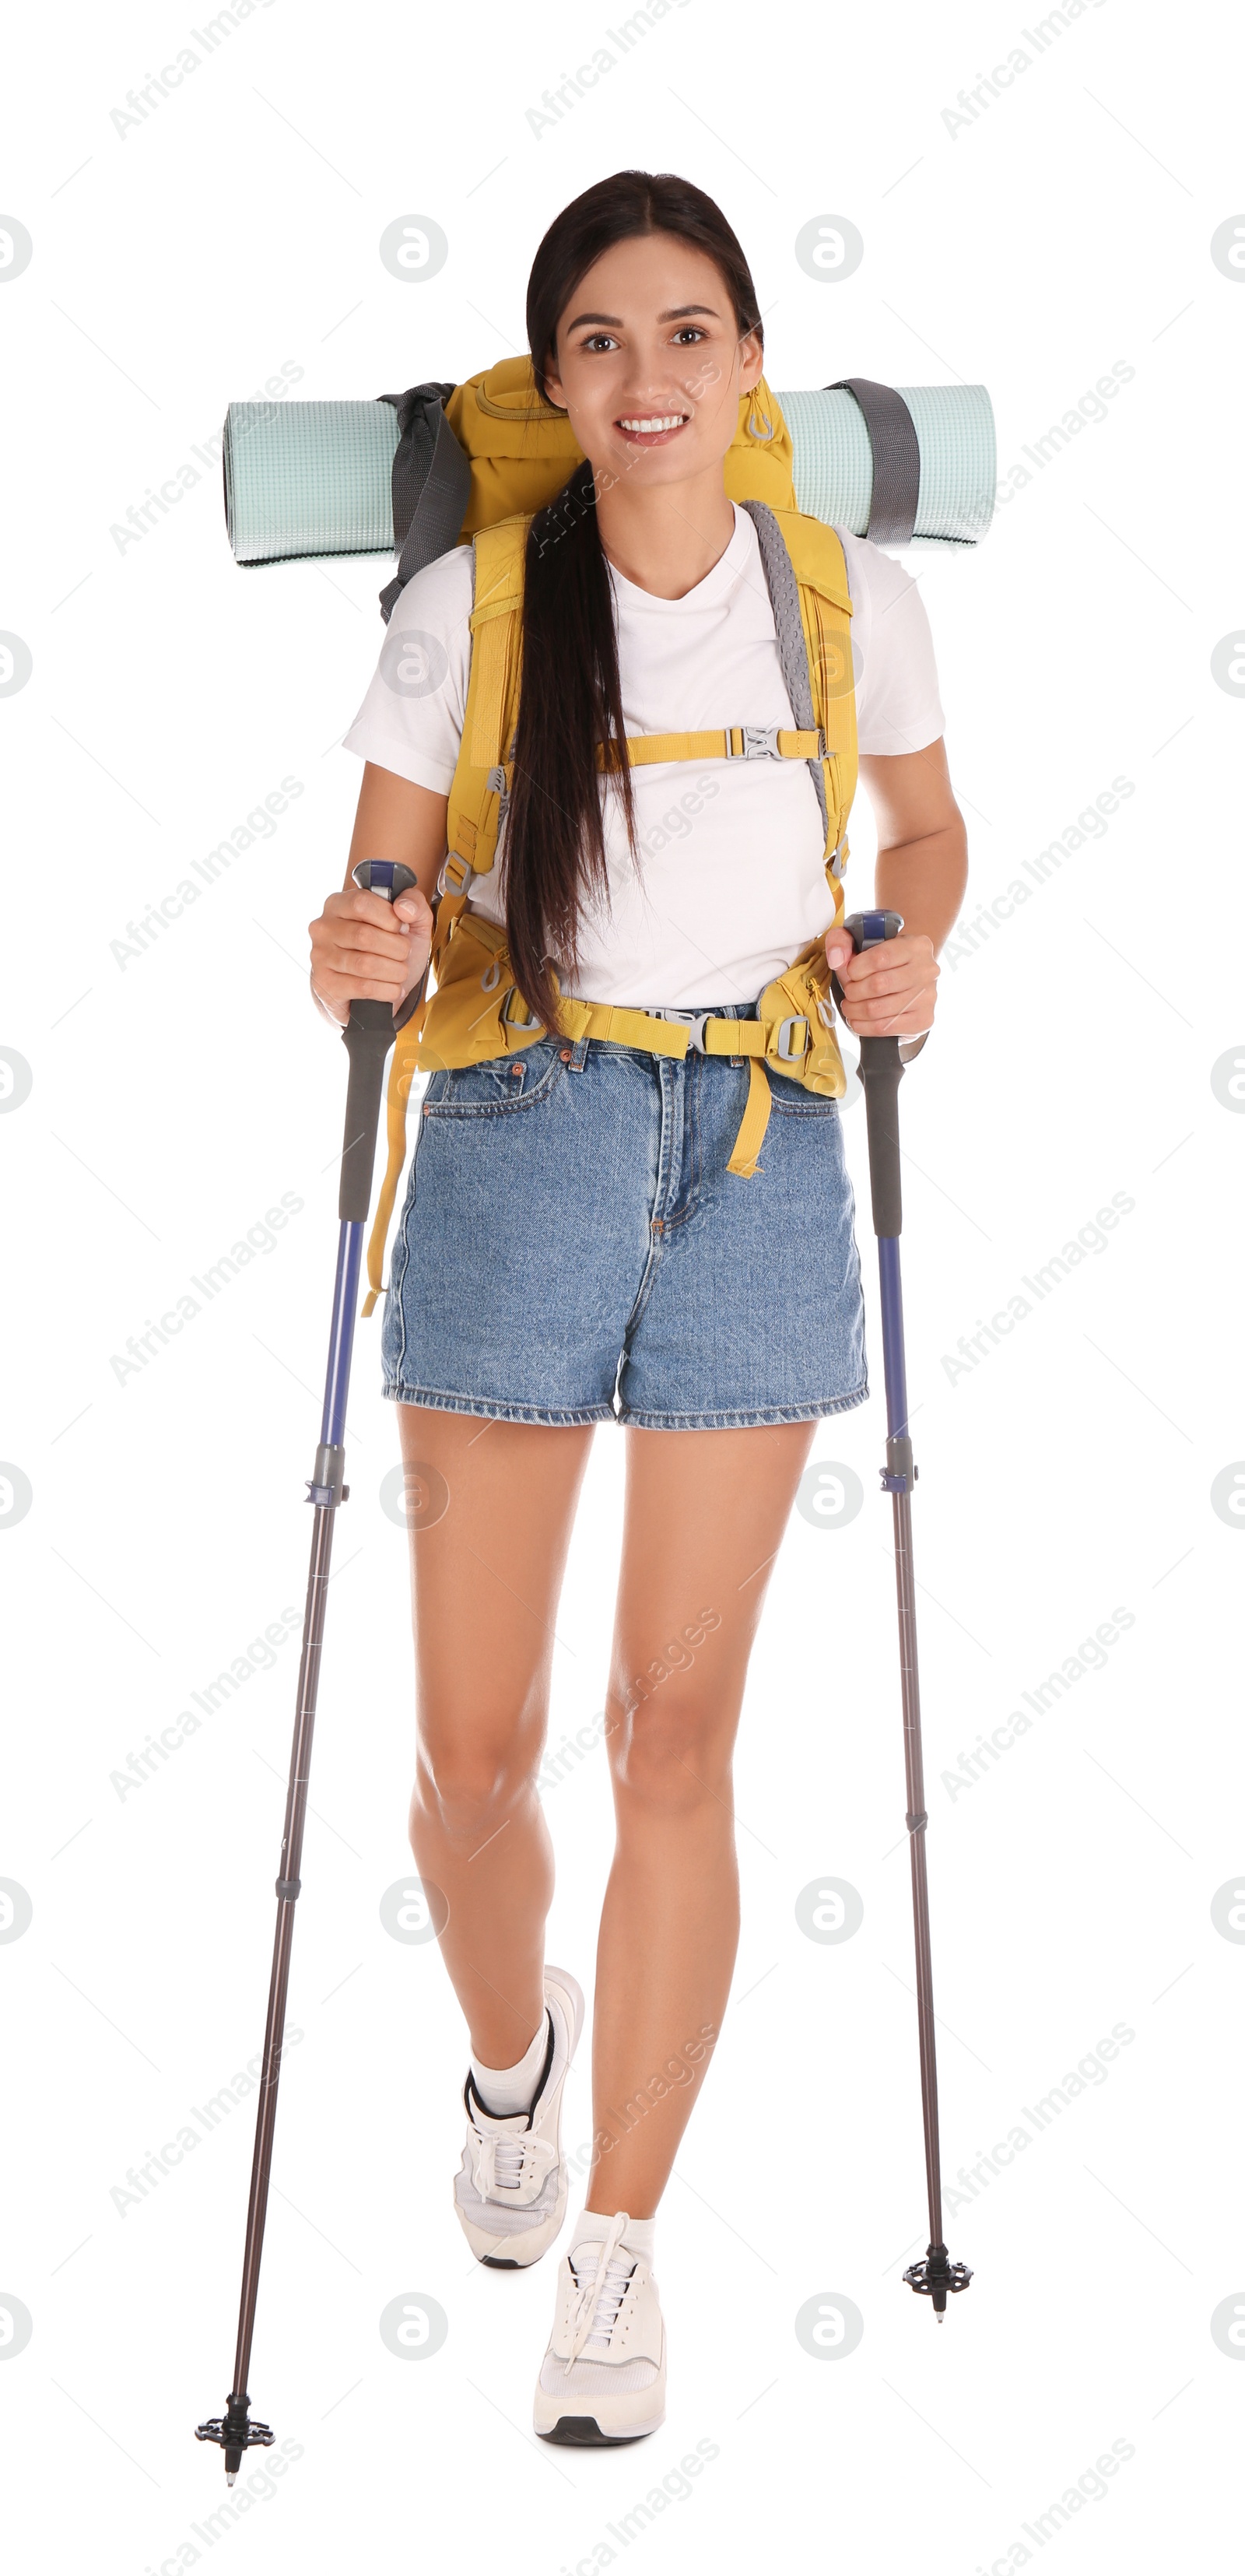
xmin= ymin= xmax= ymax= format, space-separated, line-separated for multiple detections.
xmin=592 ymin=465 xmax=736 ymax=600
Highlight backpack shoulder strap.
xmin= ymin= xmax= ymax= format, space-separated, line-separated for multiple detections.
xmin=444 ymin=513 xmax=530 ymax=884
xmin=740 ymin=500 xmax=857 ymax=894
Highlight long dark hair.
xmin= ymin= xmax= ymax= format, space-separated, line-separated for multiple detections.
xmin=501 ymin=170 xmax=763 ymax=1032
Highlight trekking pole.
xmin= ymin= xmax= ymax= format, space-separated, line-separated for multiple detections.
xmin=835 ymin=909 xmax=972 ymax=2321
xmin=196 ymin=858 xmax=420 ymax=2475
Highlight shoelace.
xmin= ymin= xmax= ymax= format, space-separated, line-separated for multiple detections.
xmin=489 ymin=2132 xmax=525 ymax=2192
xmin=472 ymin=2121 xmax=559 ymax=2200
xmin=564 ymin=2213 xmax=635 ymax=2371
xmin=472 ymin=2126 xmax=529 ymax=2195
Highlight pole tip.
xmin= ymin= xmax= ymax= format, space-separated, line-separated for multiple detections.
xmin=226 ymin=2470 xmax=237 ymax=2485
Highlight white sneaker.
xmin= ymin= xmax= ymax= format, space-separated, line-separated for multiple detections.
xmin=453 ymin=1966 xmax=584 ymax=2269
xmin=533 ymin=2212 xmax=667 ymax=2444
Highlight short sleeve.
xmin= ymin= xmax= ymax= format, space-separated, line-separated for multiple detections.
xmin=341 ymin=543 xmax=475 ymax=794
xmin=837 ymin=529 xmax=945 ymax=757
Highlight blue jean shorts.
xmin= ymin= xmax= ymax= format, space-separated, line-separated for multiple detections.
xmin=381 ymin=1013 xmax=868 ymax=1431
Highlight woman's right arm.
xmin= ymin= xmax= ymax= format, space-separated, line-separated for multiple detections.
xmin=307 ymin=761 xmax=448 ymax=1028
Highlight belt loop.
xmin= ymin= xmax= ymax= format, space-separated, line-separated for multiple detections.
xmin=569 ymin=1033 xmax=590 ymax=1071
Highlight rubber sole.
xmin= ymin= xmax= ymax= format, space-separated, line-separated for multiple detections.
xmin=458 ymin=2175 xmax=567 ymax=2269
xmin=538 ymin=2416 xmax=658 ymax=2447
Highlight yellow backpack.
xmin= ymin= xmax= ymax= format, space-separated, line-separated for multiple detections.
xmin=363 ymin=360 xmax=858 ymax=1315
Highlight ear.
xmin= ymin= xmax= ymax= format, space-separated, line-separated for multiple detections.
xmin=737 ymin=328 xmax=765 ymax=394
xmin=541 ymin=353 xmax=568 ymax=412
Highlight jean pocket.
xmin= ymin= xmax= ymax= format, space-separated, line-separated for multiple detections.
xmin=765 ymin=1076 xmax=843 ymax=1118
xmin=426 ymin=1040 xmax=566 ymax=1118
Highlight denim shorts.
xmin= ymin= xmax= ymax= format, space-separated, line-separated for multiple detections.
xmin=381 ymin=1013 xmax=868 ymax=1431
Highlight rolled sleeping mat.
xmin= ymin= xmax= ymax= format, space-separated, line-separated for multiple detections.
xmin=223 ymin=380 xmax=994 ymax=570
xmin=784 ymin=382 xmax=994 ymax=551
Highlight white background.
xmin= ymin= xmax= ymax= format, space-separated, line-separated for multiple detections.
xmin=2 ymin=2 xmax=1243 ymax=2567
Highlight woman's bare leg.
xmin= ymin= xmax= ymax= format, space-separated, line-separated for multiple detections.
xmin=397 ymin=1404 xmax=594 ymax=2067
xmin=586 ymin=1420 xmax=816 ymax=2217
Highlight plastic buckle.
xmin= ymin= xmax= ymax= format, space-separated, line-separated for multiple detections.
xmin=728 ymin=725 xmax=782 ymax=760
xmin=437 ymin=852 xmax=474 ymax=899
xmin=773 ymin=1015 xmax=809 ymax=1063
xmin=649 ymin=1006 xmax=710 ymax=1052
xmin=501 ymin=987 xmax=542 ymax=1031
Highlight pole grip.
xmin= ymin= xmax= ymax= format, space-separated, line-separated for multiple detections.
xmin=337 ymin=861 xmax=417 ymax=1223
xmin=830 ymin=909 xmax=907 ymax=1239
xmin=860 ymin=1036 xmax=904 ymax=1237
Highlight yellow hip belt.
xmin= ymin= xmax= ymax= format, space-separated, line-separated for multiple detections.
xmin=363 ymin=911 xmax=847 ymax=1314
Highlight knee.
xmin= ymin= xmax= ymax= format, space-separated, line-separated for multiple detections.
xmin=608 ymin=1686 xmax=731 ymax=1817
xmin=414 ymin=1706 xmax=542 ymax=1844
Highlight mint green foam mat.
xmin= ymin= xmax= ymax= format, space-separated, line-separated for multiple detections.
xmin=223 ymin=384 xmax=994 ymax=567
xmin=224 ymin=399 xmax=402 ymax=563
xmin=780 ymin=385 xmax=994 ymax=551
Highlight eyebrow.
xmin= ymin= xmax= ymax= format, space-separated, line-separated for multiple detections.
xmin=563 ymin=304 xmax=722 ymax=330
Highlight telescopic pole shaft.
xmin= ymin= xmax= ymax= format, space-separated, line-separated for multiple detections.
xmin=230 ymin=1218 xmax=363 ymax=2409
xmin=838 ymin=908 xmax=970 ymax=2316
xmin=198 ymin=860 xmax=419 ymax=2473
xmin=878 ymin=1237 xmax=942 ymax=2245
xmin=862 ymin=1030 xmax=945 ymax=2244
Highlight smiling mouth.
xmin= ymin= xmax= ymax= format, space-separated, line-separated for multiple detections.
xmin=615 ymin=412 xmax=691 ymax=440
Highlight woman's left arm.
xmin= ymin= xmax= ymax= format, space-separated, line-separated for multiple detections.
xmin=826 ymin=736 xmax=968 ymax=1037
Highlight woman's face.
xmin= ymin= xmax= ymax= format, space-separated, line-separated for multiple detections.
xmin=542 ymin=232 xmax=763 ymax=489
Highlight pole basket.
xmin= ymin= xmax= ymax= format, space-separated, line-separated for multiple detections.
xmin=195 ymin=2392 xmax=275 ymax=2481
xmin=903 ymin=2244 xmax=973 ymax=2317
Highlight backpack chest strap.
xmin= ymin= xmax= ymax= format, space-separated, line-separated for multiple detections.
xmin=453 ymin=722 xmax=840 ymax=884
xmin=598 ymin=725 xmax=823 ymax=770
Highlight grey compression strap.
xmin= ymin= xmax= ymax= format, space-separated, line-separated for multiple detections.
xmin=825 ymin=378 xmax=921 ymax=546
xmin=738 ymin=498 xmax=830 ymax=851
xmin=377 ymin=384 xmax=473 ymax=623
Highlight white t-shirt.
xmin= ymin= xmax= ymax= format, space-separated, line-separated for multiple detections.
xmin=342 ymin=503 xmax=945 ymax=1009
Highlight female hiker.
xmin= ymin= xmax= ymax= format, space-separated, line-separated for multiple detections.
xmin=308 ymin=167 xmax=967 ymax=2443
